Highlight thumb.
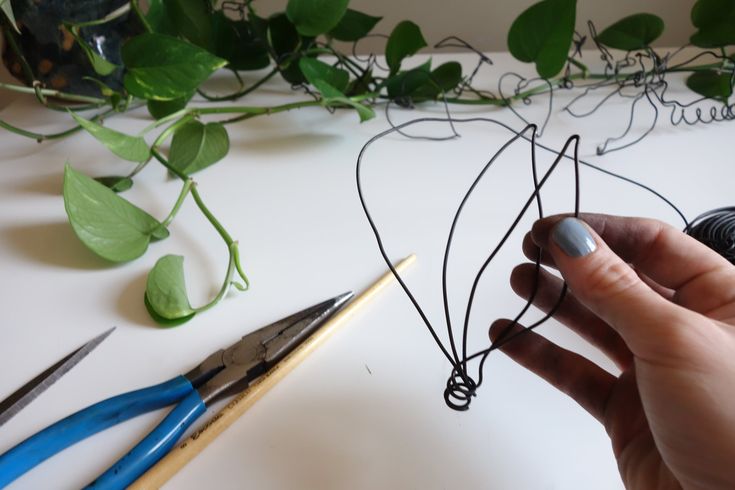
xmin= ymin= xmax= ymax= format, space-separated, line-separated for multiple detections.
xmin=538 ymin=217 xmax=701 ymax=358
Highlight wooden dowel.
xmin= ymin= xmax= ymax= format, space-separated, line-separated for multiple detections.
xmin=130 ymin=254 xmax=416 ymax=489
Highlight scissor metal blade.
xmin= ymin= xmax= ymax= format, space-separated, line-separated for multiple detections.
xmin=0 ymin=327 xmax=115 ymax=427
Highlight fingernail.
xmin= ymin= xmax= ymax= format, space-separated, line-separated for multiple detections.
xmin=551 ymin=218 xmax=597 ymax=257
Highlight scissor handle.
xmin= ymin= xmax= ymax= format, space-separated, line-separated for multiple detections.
xmin=0 ymin=375 xmax=193 ymax=488
xmin=86 ymin=390 xmax=206 ymax=489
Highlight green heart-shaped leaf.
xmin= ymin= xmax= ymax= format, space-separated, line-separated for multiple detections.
xmin=94 ymin=175 xmax=134 ymax=193
xmin=145 ymin=295 xmax=195 ymax=326
xmin=145 ymin=254 xmax=197 ymax=325
xmin=70 ymin=111 xmax=150 ymax=163
xmin=329 ymin=9 xmax=382 ymax=41
xmin=313 ymin=79 xmax=375 ymax=122
xmin=0 ymin=0 xmax=20 ymax=33
xmin=690 ymin=0 xmax=735 ymax=48
xmin=169 ymin=120 xmax=229 ymax=175
xmin=507 ymin=0 xmax=577 ymax=78
xmin=63 ymin=165 xmax=166 ymax=262
xmin=345 ymin=69 xmax=374 ymax=96
xmin=268 ymin=13 xmax=308 ymax=85
xmin=164 ymin=0 xmax=214 ymax=51
xmin=67 ymin=26 xmax=119 ymax=76
xmin=414 ymin=62 xmax=463 ymax=99
xmin=385 ymin=21 xmax=427 ymax=74
xmin=146 ymin=0 xmax=177 ymax=35
xmin=299 ymin=57 xmax=350 ymax=92
xmin=686 ymin=70 xmax=733 ymax=102
xmin=385 ymin=60 xmax=432 ymax=98
xmin=147 ymin=95 xmax=191 ymax=120
xmin=596 ymin=13 xmax=664 ymax=50
xmin=386 ymin=61 xmax=462 ymax=100
xmin=269 ymin=12 xmax=300 ymax=56
xmin=212 ymin=13 xmax=270 ymax=71
xmin=286 ymin=0 xmax=349 ymax=36
xmin=122 ymin=33 xmax=227 ymax=100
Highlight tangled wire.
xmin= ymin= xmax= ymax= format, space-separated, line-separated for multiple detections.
xmin=357 ymin=115 xmax=735 ymax=411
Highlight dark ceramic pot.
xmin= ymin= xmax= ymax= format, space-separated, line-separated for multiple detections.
xmin=2 ymin=0 xmax=142 ymax=96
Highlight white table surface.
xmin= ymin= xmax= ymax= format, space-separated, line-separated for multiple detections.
xmin=1 ymin=50 xmax=732 ymax=489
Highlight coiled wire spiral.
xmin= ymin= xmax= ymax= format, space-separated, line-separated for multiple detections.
xmin=685 ymin=207 xmax=735 ymax=264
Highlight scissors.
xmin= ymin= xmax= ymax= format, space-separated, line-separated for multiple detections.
xmin=0 ymin=292 xmax=353 ymax=489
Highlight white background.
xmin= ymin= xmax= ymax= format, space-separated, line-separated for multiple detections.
xmin=0 ymin=46 xmax=732 ymax=489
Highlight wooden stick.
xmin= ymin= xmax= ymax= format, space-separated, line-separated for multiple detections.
xmin=130 ymin=254 xmax=417 ymax=489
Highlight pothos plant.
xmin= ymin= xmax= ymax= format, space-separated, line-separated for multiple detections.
xmin=0 ymin=0 xmax=733 ymax=325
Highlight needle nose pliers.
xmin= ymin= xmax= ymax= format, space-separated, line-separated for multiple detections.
xmin=0 ymin=292 xmax=353 ymax=489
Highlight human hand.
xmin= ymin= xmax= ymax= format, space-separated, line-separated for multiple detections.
xmin=490 ymin=214 xmax=735 ymax=489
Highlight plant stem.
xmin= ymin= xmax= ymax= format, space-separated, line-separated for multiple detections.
xmin=0 ymin=81 xmax=107 ymax=105
xmin=1 ymin=21 xmax=45 ymax=104
xmin=191 ymin=184 xmax=250 ymax=307
xmin=150 ymin=149 xmax=250 ymax=308
xmin=196 ymin=99 xmax=323 ymax=116
xmin=152 ymin=148 xmax=236 ymax=248
xmin=1 ymin=12 xmax=107 ymax=106
xmin=0 ymin=106 xmax=116 ymax=141
xmin=194 ymin=244 xmax=237 ymax=314
xmin=130 ymin=0 xmax=152 ymax=32
xmin=190 ymin=184 xmax=234 ymax=245
xmin=197 ymin=67 xmax=278 ymax=102
xmin=668 ymin=63 xmax=725 ymax=73
xmin=151 ymin=148 xmax=187 ymax=179
xmin=161 ymin=178 xmax=194 ymax=228
xmin=207 ymin=100 xmax=323 ymax=125
xmin=0 ymin=119 xmax=53 ymax=140
xmin=129 ymin=114 xmax=196 ymax=177
xmin=47 ymin=102 xmax=105 ymax=112
xmin=151 ymin=113 xmax=195 ymax=149
xmin=139 ymin=108 xmax=190 ymax=135
xmin=141 ymin=99 xmax=323 ymax=136
xmin=568 ymin=57 xmax=589 ymax=77
xmin=446 ymin=61 xmax=729 ymax=107
xmin=69 ymin=2 xmax=130 ymax=28
xmin=311 ymin=45 xmax=370 ymax=80
xmin=231 ymin=244 xmax=250 ymax=288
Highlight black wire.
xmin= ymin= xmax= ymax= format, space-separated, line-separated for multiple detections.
xmin=437 ymin=23 xmax=733 ymax=154
xmin=355 ymin=116 xmax=688 ymax=411
xmin=684 ymin=207 xmax=735 ymax=264
xmin=348 ymin=23 xmax=734 ymax=410
xmin=447 ymin=132 xmax=582 ymax=409
xmin=497 ymin=72 xmax=554 ymax=136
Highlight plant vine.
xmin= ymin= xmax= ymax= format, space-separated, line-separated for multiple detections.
xmin=0 ymin=0 xmax=732 ymax=325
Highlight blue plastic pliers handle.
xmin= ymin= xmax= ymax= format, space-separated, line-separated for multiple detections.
xmin=0 ymin=292 xmax=352 ymax=489
xmin=0 ymin=376 xmax=203 ymax=488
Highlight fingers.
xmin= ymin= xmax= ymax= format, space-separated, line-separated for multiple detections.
xmin=510 ymin=263 xmax=632 ymax=368
xmin=489 ymin=320 xmax=616 ymax=423
xmin=634 ymin=268 xmax=675 ymax=302
xmin=522 ymin=232 xmax=555 ymax=267
xmin=531 ymin=214 xmax=735 ymax=317
xmin=532 ymin=217 xmax=706 ymax=359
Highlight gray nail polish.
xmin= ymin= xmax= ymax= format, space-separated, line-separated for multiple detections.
xmin=551 ymin=218 xmax=597 ymax=257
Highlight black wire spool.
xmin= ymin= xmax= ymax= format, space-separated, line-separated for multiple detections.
xmin=684 ymin=207 xmax=735 ymax=265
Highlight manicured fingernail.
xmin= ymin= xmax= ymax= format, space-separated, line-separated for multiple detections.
xmin=551 ymin=218 xmax=597 ymax=257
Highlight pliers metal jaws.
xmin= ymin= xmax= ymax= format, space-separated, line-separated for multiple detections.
xmin=0 ymin=291 xmax=354 ymax=490
xmin=187 ymin=291 xmax=354 ymax=404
